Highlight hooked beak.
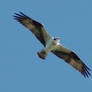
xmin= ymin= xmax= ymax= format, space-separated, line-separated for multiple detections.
xmin=58 ymin=38 xmax=60 ymax=40
xmin=56 ymin=38 xmax=60 ymax=40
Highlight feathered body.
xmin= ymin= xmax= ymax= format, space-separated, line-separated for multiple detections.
xmin=38 ymin=38 xmax=60 ymax=59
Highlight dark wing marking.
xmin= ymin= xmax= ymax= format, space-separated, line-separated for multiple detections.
xmin=14 ymin=12 xmax=51 ymax=46
xmin=52 ymin=45 xmax=91 ymax=78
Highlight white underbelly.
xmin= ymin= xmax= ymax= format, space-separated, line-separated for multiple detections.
xmin=44 ymin=39 xmax=59 ymax=53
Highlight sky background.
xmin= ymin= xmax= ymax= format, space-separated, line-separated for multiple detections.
xmin=0 ymin=0 xmax=92 ymax=92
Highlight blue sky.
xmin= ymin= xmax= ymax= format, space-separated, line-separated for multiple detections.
xmin=0 ymin=0 xmax=92 ymax=92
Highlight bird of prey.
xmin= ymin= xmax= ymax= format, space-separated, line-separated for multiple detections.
xmin=14 ymin=12 xmax=91 ymax=78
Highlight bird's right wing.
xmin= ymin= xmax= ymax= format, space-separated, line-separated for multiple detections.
xmin=52 ymin=45 xmax=91 ymax=78
xmin=14 ymin=12 xmax=51 ymax=46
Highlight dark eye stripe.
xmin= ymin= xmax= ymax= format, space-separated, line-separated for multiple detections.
xmin=54 ymin=38 xmax=56 ymax=40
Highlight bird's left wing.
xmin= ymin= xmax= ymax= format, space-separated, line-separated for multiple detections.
xmin=52 ymin=45 xmax=91 ymax=78
xmin=14 ymin=12 xmax=51 ymax=46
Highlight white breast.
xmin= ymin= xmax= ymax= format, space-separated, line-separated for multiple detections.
xmin=45 ymin=38 xmax=60 ymax=53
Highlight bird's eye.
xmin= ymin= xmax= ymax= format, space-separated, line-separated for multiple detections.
xmin=54 ymin=38 xmax=56 ymax=40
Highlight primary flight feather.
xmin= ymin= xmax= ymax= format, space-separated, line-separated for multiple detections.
xmin=14 ymin=12 xmax=91 ymax=78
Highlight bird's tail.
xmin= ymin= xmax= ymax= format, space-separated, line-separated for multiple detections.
xmin=37 ymin=49 xmax=48 ymax=59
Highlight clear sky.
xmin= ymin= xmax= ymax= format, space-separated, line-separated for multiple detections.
xmin=0 ymin=0 xmax=92 ymax=92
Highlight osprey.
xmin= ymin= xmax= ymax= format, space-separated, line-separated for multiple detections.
xmin=14 ymin=12 xmax=91 ymax=78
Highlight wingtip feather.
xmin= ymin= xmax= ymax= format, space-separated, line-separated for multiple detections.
xmin=81 ymin=64 xmax=91 ymax=78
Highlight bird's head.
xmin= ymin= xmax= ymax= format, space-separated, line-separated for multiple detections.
xmin=53 ymin=37 xmax=60 ymax=43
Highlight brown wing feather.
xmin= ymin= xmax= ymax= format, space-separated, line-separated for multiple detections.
xmin=14 ymin=12 xmax=51 ymax=46
xmin=52 ymin=45 xmax=91 ymax=78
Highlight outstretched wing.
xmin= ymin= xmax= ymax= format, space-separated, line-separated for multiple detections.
xmin=52 ymin=45 xmax=91 ymax=78
xmin=14 ymin=12 xmax=51 ymax=46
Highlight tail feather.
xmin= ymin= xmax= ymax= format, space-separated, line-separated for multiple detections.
xmin=37 ymin=50 xmax=48 ymax=59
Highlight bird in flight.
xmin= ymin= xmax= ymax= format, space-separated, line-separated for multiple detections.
xmin=14 ymin=12 xmax=91 ymax=78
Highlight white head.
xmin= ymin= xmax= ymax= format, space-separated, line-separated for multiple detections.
xmin=53 ymin=37 xmax=60 ymax=45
